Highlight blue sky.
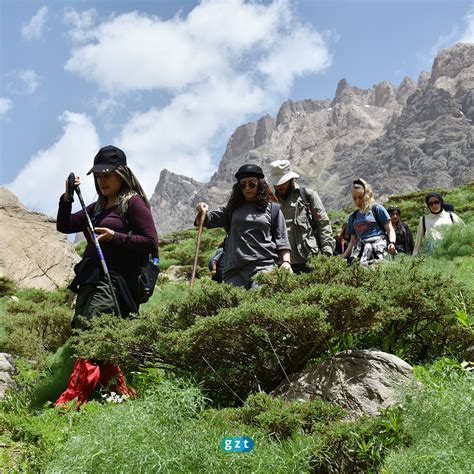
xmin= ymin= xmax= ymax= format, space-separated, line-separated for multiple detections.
xmin=1 ymin=0 xmax=473 ymax=216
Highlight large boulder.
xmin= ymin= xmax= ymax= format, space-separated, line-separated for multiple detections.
xmin=272 ymin=349 xmax=413 ymax=419
xmin=0 ymin=187 xmax=79 ymax=290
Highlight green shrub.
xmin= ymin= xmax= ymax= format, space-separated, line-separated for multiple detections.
xmin=0 ymin=276 xmax=17 ymax=296
xmin=0 ymin=288 xmax=72 ymax=364
xmin=208 ymin=392 xmax=345 ymax=439
xmin=73 ymin=258 xmax=474 ymax=404
xmin=383 ymin=359 xmax=474 ymax=473
xmin=425 ymin=222 xmax=474 ymax=259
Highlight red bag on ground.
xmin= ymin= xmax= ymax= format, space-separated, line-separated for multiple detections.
xmin=55 ymin=359 xmax=136 ymax=409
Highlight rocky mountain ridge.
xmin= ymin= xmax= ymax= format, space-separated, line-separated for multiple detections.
xmin=151 ymin=43 xmax=473 ymax=233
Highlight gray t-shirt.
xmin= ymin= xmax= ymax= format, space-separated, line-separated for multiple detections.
xmin=205 ymin=201 xmax=290 ymax=273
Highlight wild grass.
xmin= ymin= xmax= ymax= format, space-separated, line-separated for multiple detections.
xmin=14 ymin=377 xmax=317 ymax=473
xmin=383 ymin=359 xmax=474 ymax=473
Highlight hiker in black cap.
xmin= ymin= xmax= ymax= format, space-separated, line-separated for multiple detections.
xmin=413 ymin=192 xmax=464 ymax=256
xmin=57 ymin=145 xmax=159 ymax=325
xmin=54 ymin=145 xmax=159 ymax=407
xmin=195 ymin=164 xmax=291 ymax=289
xmin=387 ymin=206 xmax=414 ymax=255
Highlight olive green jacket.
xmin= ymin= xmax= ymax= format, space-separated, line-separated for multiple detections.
xmin=278 ymin=183 xmax=334 ymax=264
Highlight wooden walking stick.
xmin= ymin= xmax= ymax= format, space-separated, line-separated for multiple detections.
xmin=190 ymin=210 xmax=206 ymax=289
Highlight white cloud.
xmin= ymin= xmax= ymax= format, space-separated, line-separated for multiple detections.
xmin=6 ymin=69 xmax=41 ymax=95
xmin=63 ymin=7 xmax=97 ymax=43
xmin=62 ymin=0 xmax=333 ymax=196
xmin=21 ymin=6 xmax=48 ymax=41
xmin=460 ymin=8 xmax=474 ymax=43
xmin=424 ymin=7 xmax=474 ymax=67
xmin=0 ymin=97 xmax=13 ymax=118
xmin=7 ymin=112 xmax=100 ymax=217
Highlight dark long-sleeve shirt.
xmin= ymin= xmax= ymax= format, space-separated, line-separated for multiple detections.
xmin=57 ymin=194 xmax=158 ymax=275
xmin=204 ymin=202 xmax=290 ymax=273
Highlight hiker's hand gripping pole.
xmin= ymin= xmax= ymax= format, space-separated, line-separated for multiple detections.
xmin=68 ymin=172 xmax=122 ymax=317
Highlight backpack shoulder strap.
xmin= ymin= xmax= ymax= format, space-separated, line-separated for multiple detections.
xmin=349 ymin=209 xmax=359 ymax=229
xmin=299 ymin=186 xmax=310 ymax=205
xmin=298 ymin=187 xmax=314 ymax=226
xmin=120 ymin=195 xmax=159 ymax=258
xmin=422 ymin=216 xmax=426 ymax=236
xmin=371 ymin=204 xmax=389 ymax=240
xmin=449 ymin=212 xmax=454 ymax=223
xmin=270 ymin=202 xmax=280 ymax=238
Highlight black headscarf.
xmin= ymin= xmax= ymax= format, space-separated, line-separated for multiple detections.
xmin=424 ymin=192 xmax=444 ymax=214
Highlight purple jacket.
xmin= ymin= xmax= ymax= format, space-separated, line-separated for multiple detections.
xmin=57 ymin=194 xmax=158 ymax=275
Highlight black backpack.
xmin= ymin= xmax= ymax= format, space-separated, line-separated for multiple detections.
xmin=120 ymin=198 xmax=160 ymax=304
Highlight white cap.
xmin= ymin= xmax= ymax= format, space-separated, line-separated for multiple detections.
xmin=270 ymin=160 xmax=300 ymax=186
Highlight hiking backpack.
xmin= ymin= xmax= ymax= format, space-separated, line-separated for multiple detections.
xmin=120 ymin=197 xmax=160 ymax=304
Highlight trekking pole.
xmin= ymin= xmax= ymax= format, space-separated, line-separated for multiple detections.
xmin=190 ymin=210 xmax=205 ymax=289
xmin=68 ymin=173 xmax=122 ymax=317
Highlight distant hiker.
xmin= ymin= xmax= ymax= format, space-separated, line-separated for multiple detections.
xmin=334 ymin=222 xmax=350 ymax=256
xmin=343 ymin=178 xmax=396 ymax=265
xmin=55 ymin=145 xmax=158 ymax=407
xmin=387 ymin=206 xmax=414 ymax=255
xmin=195 ymin=164 xmax=291 ymax=289
xmin=413 ymin=192 xmax=464 ymax=256
xmin=270 ymin=160 xmax=334 ymax=274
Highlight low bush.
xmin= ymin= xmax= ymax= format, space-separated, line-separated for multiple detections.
xmin=0 ymin=276 xmax=17 ymax=296
xmin=0 ymin=288 xmax=72 ymax=365
xmin=208 ymin=392 xmax=345 ymax=439
xmin=424 ymin=222 xmax=474 ymax=259
xmin=73 ymin=257 xmax=474 ymax=405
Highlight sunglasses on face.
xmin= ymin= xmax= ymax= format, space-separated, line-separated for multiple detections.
xmin=239 ymin=181 xmax=258 ymax=190
xmin=428 ymin=200 xmax=441 ymax=206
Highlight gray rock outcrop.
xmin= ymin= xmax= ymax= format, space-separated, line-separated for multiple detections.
xmin=151 ymin=43 xmax=474 ymax=233
xmin=0 ymin=187 xmax=79 ymax=290
xmin=272 ymin=350 xmax=413 ymax=419
xmin=0 ymin=353 xmax=15 ymax=400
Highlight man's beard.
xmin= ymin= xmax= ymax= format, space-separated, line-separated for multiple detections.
xmin=275 ymin=183 xmax=294 ymax=200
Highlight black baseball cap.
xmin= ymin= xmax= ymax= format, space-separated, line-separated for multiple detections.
xmin=235 ymin=164 xmax=264 ymax=180
xmin=87 ymin=145 xmax=127 ymax=175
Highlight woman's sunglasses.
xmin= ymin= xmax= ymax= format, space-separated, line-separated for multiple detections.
xmin=239 ymin=181 xmax=258 ymax=190
xmin=428 ymin=200 xmax=441 ymax=207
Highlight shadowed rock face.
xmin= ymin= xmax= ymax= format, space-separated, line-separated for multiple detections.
xmin=0 ymin=187 xmax=79 ymax=290
xmin=151 ymin=43 xmax=474 ymax=234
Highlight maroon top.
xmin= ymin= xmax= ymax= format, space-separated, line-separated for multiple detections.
xmin=57 ymin=195 xmax=158 ymax=274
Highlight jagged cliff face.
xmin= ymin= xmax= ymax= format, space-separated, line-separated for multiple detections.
xmin=151 ymin=43 xmax=474 ymax=234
